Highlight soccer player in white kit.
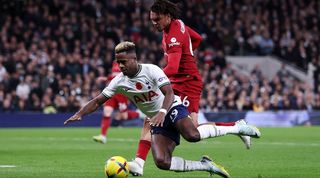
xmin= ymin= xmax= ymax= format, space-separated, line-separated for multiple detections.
xmin=64 ymin=41 xmax=260 ymax=177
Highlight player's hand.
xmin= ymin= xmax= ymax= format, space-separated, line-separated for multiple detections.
xmin=149 ymin=112 xmax=165 ymax=127
xmin=64 ymin=114 xmax=82 ymax=125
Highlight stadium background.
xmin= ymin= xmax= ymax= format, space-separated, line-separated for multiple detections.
xmin=0 ymin=0 xmax=319 ymax=126
xmin=1 ymin=1 xmax=320 ymax=178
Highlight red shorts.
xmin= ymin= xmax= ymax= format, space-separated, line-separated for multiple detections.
xmin=171 ymin=79 xmax=203 ymax=113
xmin=104 ymin=94 xmax=129 ymax=112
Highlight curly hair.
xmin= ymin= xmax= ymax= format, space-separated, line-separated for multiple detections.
xmin=150 ymin=0 xmax=181 ymax=19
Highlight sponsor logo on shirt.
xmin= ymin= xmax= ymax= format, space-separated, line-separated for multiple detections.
xmin=133 ymin=91 xmax=159 ymax=103
xmin=168 ymin=37 xmax=180 ymax=47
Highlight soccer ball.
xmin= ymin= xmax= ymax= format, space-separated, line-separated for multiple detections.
xmin=105 ymin=156 xmax=129 ymax=178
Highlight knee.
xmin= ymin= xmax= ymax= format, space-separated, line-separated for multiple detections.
xmin=183 ymin=131 xmax=200 ymax=142
xmin=118 ymin=112 xmax=127 ymax=120
xmin=154 ymin=156 xmax=171 ymax=170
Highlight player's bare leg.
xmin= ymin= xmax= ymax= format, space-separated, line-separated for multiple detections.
xmin=116 ymin=111 xmax=128 ymax=120
xmin=152 ymin=118 xmax=229 ymax=177
xmin=190 ymin=112 xmax=199 ymax=126
xmin=151 ymin=134 xmax=176 ymax=170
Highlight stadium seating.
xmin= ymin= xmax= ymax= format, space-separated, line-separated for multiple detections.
xmin=0 ymin=0 xmax=319 ymax=112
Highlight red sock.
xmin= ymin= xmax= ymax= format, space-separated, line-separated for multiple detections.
xmin=101 ymin=116 xmax=111 ymax=136
xmin=127 ymin=110 xmax=139 ymax=120
xmin=135 ymin=140 xmax=151 ymax=160
xmin=215 ymin=122 xmax=235 ymax=126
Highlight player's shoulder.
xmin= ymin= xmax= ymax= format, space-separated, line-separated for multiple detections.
xmin=111 ymin=72 xmax=125 ymax=83
xmin=169 ymin=19 xmax=186 ymax=34
xmin=140 ymin=63 xmax=159 ymax=68
xmin=140 ymin=63 xmax=161 ymax=71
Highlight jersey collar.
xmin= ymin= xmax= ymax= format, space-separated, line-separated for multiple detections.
xmin=129 ymin=64 xmax=142 ymax=78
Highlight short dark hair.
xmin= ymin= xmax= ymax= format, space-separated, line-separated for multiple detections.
xmin=150 ymin=0 xmax=181 ymax=19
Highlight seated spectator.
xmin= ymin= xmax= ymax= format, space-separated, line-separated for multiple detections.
xmin=259 ymin=30 xmax=274 ymax=55
xmin=0 ymin=0 xmax=318 ymax=113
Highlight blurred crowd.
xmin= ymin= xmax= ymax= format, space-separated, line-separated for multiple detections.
xmin=0 ymin=0 xmax=319 ymax=113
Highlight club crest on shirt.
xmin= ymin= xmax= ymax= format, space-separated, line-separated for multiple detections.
xmin=146 ymin=81 xmax=151 ymax=89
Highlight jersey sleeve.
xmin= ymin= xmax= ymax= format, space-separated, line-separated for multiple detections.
xmin=187 ymin=26 xmax=202 ymax=50
xmin=108 ymin=62 xmax=121 ymax=81
xmin=102 ymin=75 xmax=120 ymax=98
xmin=163 ymin=20 xmax=188 ymax=76
xmin=163 ymin=52 xmax=181 ymax=77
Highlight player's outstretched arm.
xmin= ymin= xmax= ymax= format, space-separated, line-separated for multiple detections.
xmin=64 ymin=114 xmax=82 ymax=125
xmin=64 ymin=94 xmax=109 ymax=125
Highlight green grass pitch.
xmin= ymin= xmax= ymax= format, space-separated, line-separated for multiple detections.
xmin=0 ymin=127 xmax=320 ymax=178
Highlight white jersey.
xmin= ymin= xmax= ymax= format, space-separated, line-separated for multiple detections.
xmin=102 ymin=64 xmax=182 ymax=118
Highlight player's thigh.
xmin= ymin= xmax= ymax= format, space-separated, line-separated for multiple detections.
xmin=151 ymin=134 xmax=176 ymax=164
xmin=189 ymin=112 xmax=199 ymax=126
xmin=175 ymin=116 xmax=200 ymax=142
xmin=117 ymin=112 xmax=128 ymax=120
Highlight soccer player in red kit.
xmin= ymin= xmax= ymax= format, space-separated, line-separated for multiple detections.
xmin=128 ymin=0 xmax=260 ymax=176
xmin=92 ymin=61 xmax=142 ymax=144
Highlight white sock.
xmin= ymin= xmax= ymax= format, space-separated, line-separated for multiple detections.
xmin=197 ymin=124 xmax=239 ymax=139
xmin=135 ymin=157 xmax=145 ymax=168
xmin=169 ymin=156 xmax=208 ymax=172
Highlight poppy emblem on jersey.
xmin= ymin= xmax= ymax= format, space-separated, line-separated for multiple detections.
xmin=135 ymin=82 xmax=143 ymax=90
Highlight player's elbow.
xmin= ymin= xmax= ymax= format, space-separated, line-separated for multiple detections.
xmin=163 ymin=66 xmax=178 ymax=77
xmin=196 ymin=35 xmax=203 ymax=43
xmin=200 ymin=35 xmax=203 ymax=41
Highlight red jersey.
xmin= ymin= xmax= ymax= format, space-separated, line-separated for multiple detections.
xmin=162 ymin=19 xmax=202 ymax=83
xmin=104 ymin=61 xmax=129 ymax=109
xmin=107 ymin=61 xmax=121 ymax=81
